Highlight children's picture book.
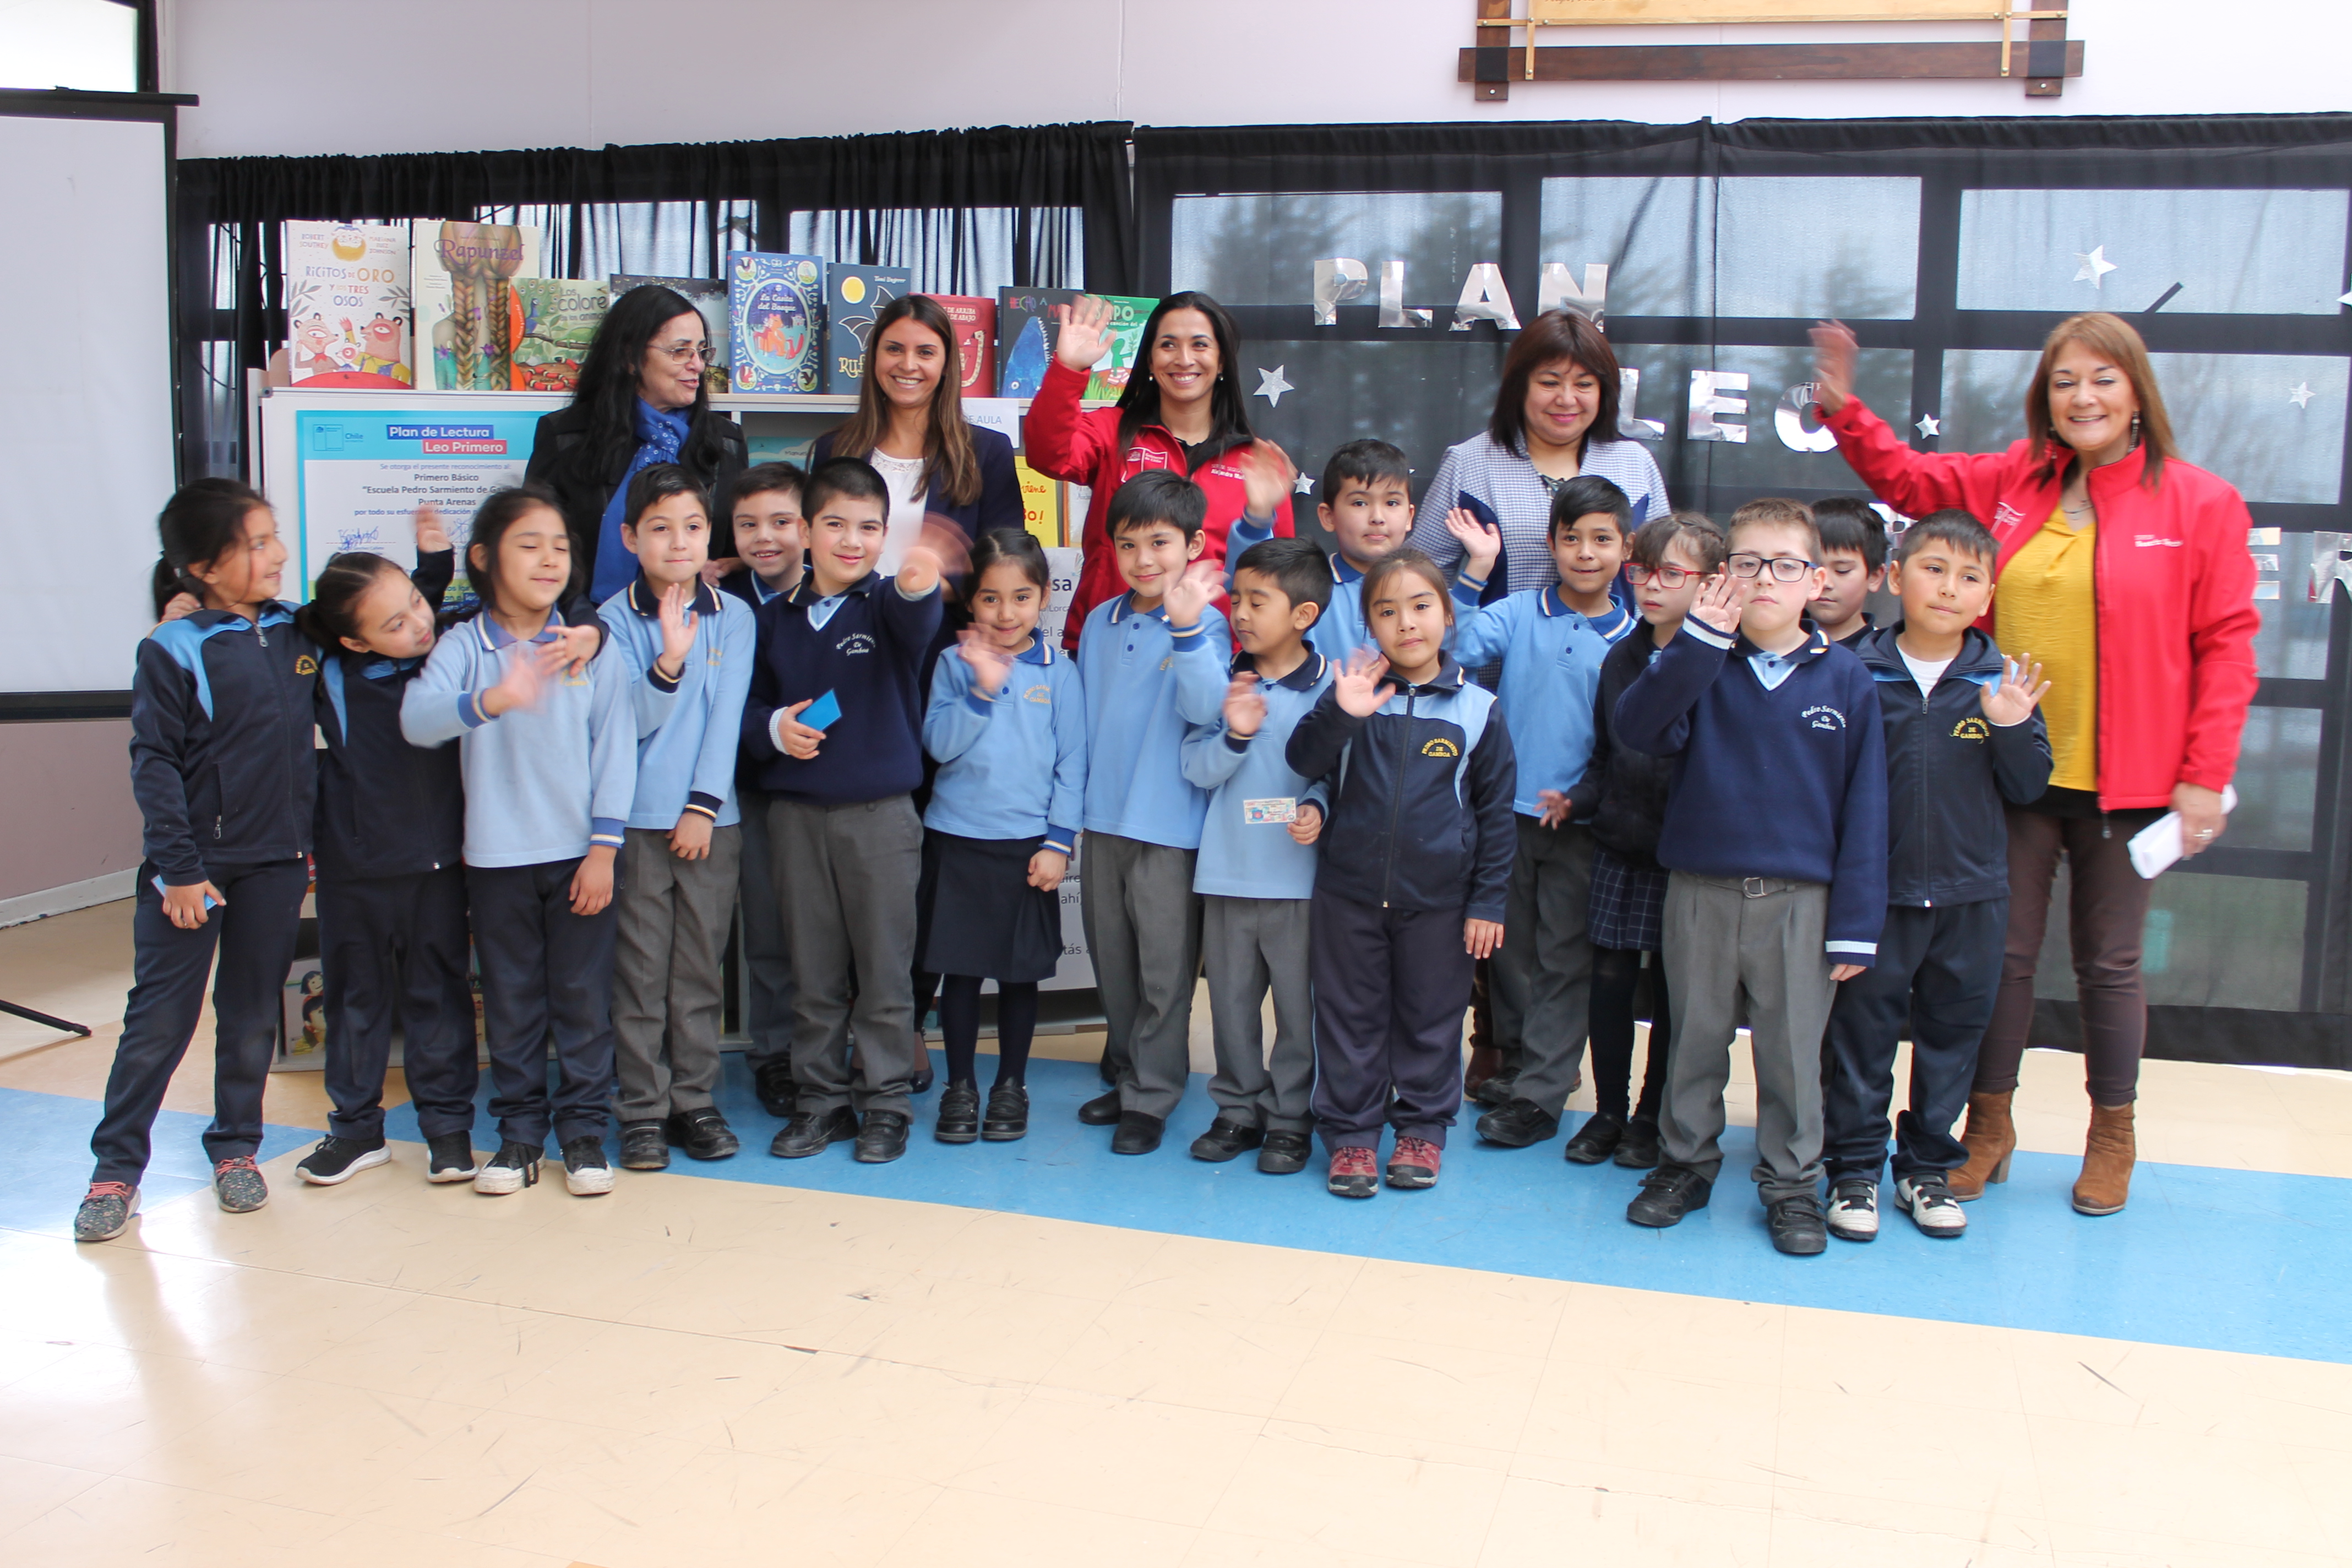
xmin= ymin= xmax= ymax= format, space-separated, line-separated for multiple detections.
xmin=282 ymin=221 xmax=413 ymax=388
xmin=509 ymin=278 xmax=609 ymax=393
xmin=277 ymin=961 xmax=325 ymax=1069
xmin=824 ymin=266 xmax=913 ymax=395
xmin=609 ymin=275 xmax=729 ymax=395
xmin=994 ymin=286 xmax=1080 ymax=400
xmin=412 ymin=221 xmax=539 ymax=391
xmin=927 ymin=293 xmax=997 ymax=398
xmin=728 ymin=252 xmax=825 ymax=393
xmin=1014 ymin=457 xmax=1062 ymax=549
xmin=1076 ymin=293 xmax=1160 ymax=402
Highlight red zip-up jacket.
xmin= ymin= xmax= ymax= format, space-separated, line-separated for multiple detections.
xmin=1022 ymin=357 xmax=1293 ymax=649
xmin=1825 ymin=397 xmax=2260 ymax=811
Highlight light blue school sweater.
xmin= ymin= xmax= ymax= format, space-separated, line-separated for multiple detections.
xmin=1074 ymin=593 xmax=1230 ymax=849
xmin=1182 ymin=650 xmax=1335 ymax=900
xmin=1449 ymin=581 xmax=1635 ymax=819
xmin=401 ymin=611 xmax=637 ymax=868
xmin=599 ymin=576 xmax=756 ymax=829
xmin=923 ymin=638 xmax=1086 ymax=854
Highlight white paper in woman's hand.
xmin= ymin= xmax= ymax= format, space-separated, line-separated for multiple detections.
xmin=2127 ymin=785 xmax=2238 ymax=879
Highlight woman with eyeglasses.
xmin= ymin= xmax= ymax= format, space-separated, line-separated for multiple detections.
xmin=524 ymin=285 xmax=750 ymax=604
xmin=1812 ymin=311 xmax=2260 ymax=1218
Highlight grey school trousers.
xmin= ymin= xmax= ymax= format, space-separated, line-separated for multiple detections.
xmin=1490 ymin=815 xmax=1596 ymax=1118
xmin=734 ymin=785 xmax=795 ymax=1069
xmin=1081 ymin=833 xmax=1201 ymax=1122
xmin=1201 ymin=895 xmax=1315 ymax=1133
xmin=1659 ymin=871 xmax=1837 ymax=1204
xmin=613 ymin=825 xmax=743 ymax=1123
xmin=769 ymin=794 xmax=924 ymax=1119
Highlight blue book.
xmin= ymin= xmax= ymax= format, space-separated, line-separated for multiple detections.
xmin=824 ymin=267 xmax=914 ymax=395
xmin=727 ymin=252 xmax=825 ymax=393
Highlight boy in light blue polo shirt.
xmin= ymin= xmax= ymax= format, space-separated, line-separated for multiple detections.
xmin=597 ymin=466 xmax=756 ymax=1172
xmin=1445 ymin=473 xmax=1638 ymax=1150
xmin=1181 ymin=537 xmax=1335 ymax=1175
xmin=1074 ymin=470 xmax=1231 ymax=1155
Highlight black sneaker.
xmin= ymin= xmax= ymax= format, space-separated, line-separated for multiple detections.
xmin=1613 ymin=1116 xmax=1663 ymax=1169
xmin=1767 ymin=1194 xmax=1830 ymax=1256
xmin=1077 ymin=1088 xmax=1123 ymax=1126
xmin=981 ymin=1083 xmax=1030 ymax=1141
xmin=73 ymin=1182 xmax=138 ymax=1242
xmin=771 ymin=1106 xmax=859 ymax=1158
xmin=1561 ymin=1112 xmax=1626 ymax=1165
xmin=561 ymin=1136 xmax=615 ymax=1196
xmin=1626 ymin=1164 xmax=1712 ymax=1228
xmin=473 ymin=1140 xmax=541 ymax=1195
xmin=1469 ymin=1071 xmax=1518 ymax=1109
xmin=296 ymin=1135 xmax=391 ymax=1186
xmin=1189 ymin=1117 xmax=1264 ymax=1163
xmin=618 ymin=1122 xmax=670 ymax=1170
xmin=1110 ymin=1111 xmax=1165 ymax=1155
xmin=1257 ymin=1129 xmax=1312 ymax=1174
xmin=935 ymin=1084 xmax=981 ymax=1144
xmin=854 ymin=1110 xmax=910 ymax=1164
xmin=665 ymin=1108 xmax=740 ymax=1161
xmin=753 ymin=1058 xmax=799 ymax=1119
xmin=425 ymin=1133 xmax=478 ymax=1183
xmin=1474 ymin=1098 xmax=1560 ymax=1148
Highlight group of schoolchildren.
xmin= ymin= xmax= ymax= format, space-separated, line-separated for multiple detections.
xmin=78 ymin=425 xmax=2052 ymax=1261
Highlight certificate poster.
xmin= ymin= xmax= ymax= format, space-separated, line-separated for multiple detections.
xmin=288 ymin=405 xmax=548 ymax=601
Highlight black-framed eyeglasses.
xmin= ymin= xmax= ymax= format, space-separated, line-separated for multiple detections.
xmin=1625 ymin=562 xmax=1698 ymax=590
xmin=1725 ymin=553 xmax=1819 ymax=582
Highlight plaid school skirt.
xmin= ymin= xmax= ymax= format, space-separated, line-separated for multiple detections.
xmin=1587 ymin=846 xmax=1669 ymax=954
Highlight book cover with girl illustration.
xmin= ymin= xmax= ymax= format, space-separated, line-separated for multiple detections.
xmin=412 ymin=221 xmax=540 ymax=391
xmin=282 ymin=221 xmax=413 ymax=388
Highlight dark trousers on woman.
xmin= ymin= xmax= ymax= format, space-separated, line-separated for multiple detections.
xmin=1309 ymin=891 xmax=1472 ymax=1155
xmin=1588 ymin=946 xmax=1670 ymax=1123
xmin=318 ymin=866 xmax=476 ymax=1142
xmin=1977 ymin=806 xmax=2155 ymax=1106
xmin=467 ymin=858 xmax=620 ymax=1150
xmin=90 ymin=858 xmax=308 ymax=1185
xmin=1825 ymin=899 xmax=2006 ymax=1182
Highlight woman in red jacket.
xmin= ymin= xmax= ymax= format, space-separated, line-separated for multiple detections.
xmin=1812 ymin=312 xmax=2258 ymax=1218
xmin=1023 ymin=292 xmax=1294 ymax=646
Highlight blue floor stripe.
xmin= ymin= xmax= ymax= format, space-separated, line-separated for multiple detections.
xmin=0 ymin=1085 xmax=326 ymax=1238
xmin=8 ymin=1059 xmax=2348 ymax=1364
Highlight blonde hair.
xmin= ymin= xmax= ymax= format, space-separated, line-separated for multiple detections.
xmin=2026 ymin=311 xmax=2176 ymax=489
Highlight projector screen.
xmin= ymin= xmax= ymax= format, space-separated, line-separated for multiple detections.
xmin=0 ymin=108 xmax=177 ymax=696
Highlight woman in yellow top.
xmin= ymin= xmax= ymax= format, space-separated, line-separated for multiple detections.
xmin=1816 ymin=312 xmax=2260 ymax=1217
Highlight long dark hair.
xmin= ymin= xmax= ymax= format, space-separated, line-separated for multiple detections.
xmin=464 ymin=483 xmax=568 ymax=617
xmin=827 ymin=295 xmax=982 ymax=507
xmin=1115 ymin=291 xmax=1256 ymax=461
xmin=153 ymin=477 xmax=269 ymax=617
xmin=1488 ymin=309 xmax=1625 ymax=459
xmin=570 ymin=285 xmax=733 ymax=487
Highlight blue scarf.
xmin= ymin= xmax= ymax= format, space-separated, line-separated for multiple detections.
xmin=591 ymin=398 xmax=691 ymax=602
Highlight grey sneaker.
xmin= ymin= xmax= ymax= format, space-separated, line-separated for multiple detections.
xmin=1825 ymin=1177 xmax=1879 ymax=1242
xmin=1897 ymin=1173 xmax=1968 ymax=1238
xmin=74 ymin=1182 xmax=139 ymax=1242
xmin=212 ymin=1156 xmax=269 ymax=1213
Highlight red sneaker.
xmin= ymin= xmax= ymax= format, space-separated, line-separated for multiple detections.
xmin=1387 ymin=1136 xmax=1442 ymax=1189
xmin=1326 ymin=1145 xmax=1379 ymax=1199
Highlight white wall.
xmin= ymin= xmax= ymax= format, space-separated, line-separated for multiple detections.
xmin=167 ymin=0 xmax=2350 ymax=161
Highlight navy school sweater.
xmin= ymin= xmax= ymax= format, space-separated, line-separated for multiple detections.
xmin=1613 ymin=619 xmax=1888 ymax=962
xmin=740 ymin=569 xmax=944 ymax=805
xmin=314 ymin=550 xmax=465 ymax=881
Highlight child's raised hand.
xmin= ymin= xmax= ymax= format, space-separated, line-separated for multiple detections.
xmin=1980 ymin=654 xmax=2050 ymax=727
xmin=1687 ymin=571 xmax=1742 ymax=636
xmin=898 ymin=519 xmax=970 ymax=599
xmin=1536 ymin=788 xmax=1574 ymax=829
xmin=1442 ymin=507 xmax=1502 ymax=580
xmin=1052 ymin=295 xmax=1117 ymax=372
xmin=1222 ymin=672 xmax=1266 ymax=738
xmin=700 ymin=556 xmax=740 ymax=587
xmin=1162 ymin=560 xmax=1221 ymax=629
xmin=1027 ymin=847 xmax=1069 ymax=892
xmin=481 ymin=639 xmax=566 ymax=717
xmin=655 ymin=581 xmax=699 ymax=679
xmin=1239 ymin=439 xmax=1297 ymax=521
xmin=1464 ymin=918 xmax=1504 ymax=960
xmin=553 ymin=623 xmax=600 ymax=676
xmin=569 ymin=846 xmax=616 ymax=916
xmin=412 ymin=503 xmax=450 ymax=554
xmin=1288 ymin=801 xmax=1324 ymax=846
xmin=668 ymin=810 xmax=712 ymax=861
xmin=1333 ymin=649 xmax=1395 ymax=717
xmin=1807 ymin=320 xmax=1858 ymax=415
xmin=956 ymin=629 xmax=1014 ymax=695
xmin=777 ymin=697 xmax=825 ymax=760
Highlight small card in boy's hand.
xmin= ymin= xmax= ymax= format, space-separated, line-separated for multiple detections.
xmin=800 ymin=690 xmax=842 ymax=731
xmin=1243 ymin=797 xmax=1298 ymax=825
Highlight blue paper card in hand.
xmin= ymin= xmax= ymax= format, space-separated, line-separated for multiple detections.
xmin=800 ymin=690 xmax=842 ymax=731
xmin=150 ymin=874 xmax=221 ymax=910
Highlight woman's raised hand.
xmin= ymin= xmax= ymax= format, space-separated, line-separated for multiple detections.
xmin=1052 ymin=295 xmax=1118 ymax=372
xmin=1807 ymin=320 xmax=1858 ymax=415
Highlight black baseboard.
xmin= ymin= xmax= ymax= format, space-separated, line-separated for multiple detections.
xmin=2030 ymin=1000 xmax=2352 ymax=1071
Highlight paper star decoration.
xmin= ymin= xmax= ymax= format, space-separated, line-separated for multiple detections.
xmin=1254 ymin=365 xmax=1294 ymax=407
xmin=1294 ymin=472 xmax=1315 ymax=494
xmin=2290 ymin=382 xmax=2317 ymax=409
xmin=2340 ymin=289 xmax=2351 ymax=307
xmin=2074 ymin=247 xmax=2117 ymax=288
xmin=1915 ymin=413 xmax=1942 ymax=438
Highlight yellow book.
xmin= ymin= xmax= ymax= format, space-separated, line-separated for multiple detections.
xmin=1014 ymin=458 xmax=1063 ymax=548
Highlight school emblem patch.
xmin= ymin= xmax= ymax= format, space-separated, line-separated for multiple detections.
xmin=1023 ymin=683 xmax=1052 ymax=704
xmin=836 ymin=632 xmax=875 ymax=656
xmin=293 ymin=655 xmax=318 ymax=674
xmin=1951 ymin=716 xmax=1990 ymax=742
xmin=1422 ymin=737 xmax=1460 ymax=758
xmin=1803 ymin=705 xmax=1847 ymax=732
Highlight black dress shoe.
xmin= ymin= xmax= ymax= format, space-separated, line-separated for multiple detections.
xmin=618 ymin=1121 xmax=670 ymax=1170
xmin=666 ymin=1108 xmax=739 ymax=1161
xmin=1626 ymin=1164 xmax=1713 ymax=1228
xmin=753 ymin=1059 xmax=799 ymax=1120
xmin=1257 ymin=1129 xmax=1313 ymax=1174
xmin=854 ymin=1110 xmax=911 ymax=1164
xmin=1474 ymin=1098 xmax=1560 ymax=1147
xmin=1562 ymin=1110 xmax=1626 ymax=1164
xmin=1077 ymin=1088 xmax=1123 ymax=1125
xmin=911 ymin=1064 xmax=935 ymax=1096
xmin=982 ymin=1083 xmax=1030 ymax=1141
xmin=1767 ymin=1194 xmax=1829 ymax=1256
xmin=1189 ymin=1117 xmax=1264 ymax=1162
xmin=935 ymin=1084 xmax=981 ymax=1144
xmin=1470 ymin=1071 xmax=1518 ymax=1109
xmin=770 ymin=1106 xmax=859 ymax=1158
xmin=1110 ymin=1110 xmax=1165 ymax=1155
xmin=1614 ymin=1115 xmax=1663 ymax=1169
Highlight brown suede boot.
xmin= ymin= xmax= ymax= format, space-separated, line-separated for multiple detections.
xmin=2072 ymin=1101 xmax=2136 ymax=1216
xmin=1947 ymin=1090 xmax=2017 ymax=1201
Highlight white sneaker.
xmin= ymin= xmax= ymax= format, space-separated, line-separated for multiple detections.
xmin=473 ymin=1141 xmax=540 ymax=1195
xmin=1897 ymin=1173 xmax=1968 ymax=1238
xmin=1826 ymin=1178 xmax=1880 ymax=1242
xmin=562 ymin=1136 xmax=615 ymax=1196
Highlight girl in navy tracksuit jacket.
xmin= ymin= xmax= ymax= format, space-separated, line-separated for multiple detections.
xmin=79 ymin=481 xmax=319 ymax=1243
xmin=1286 ymin=552 xmax=1517 ymax=1200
